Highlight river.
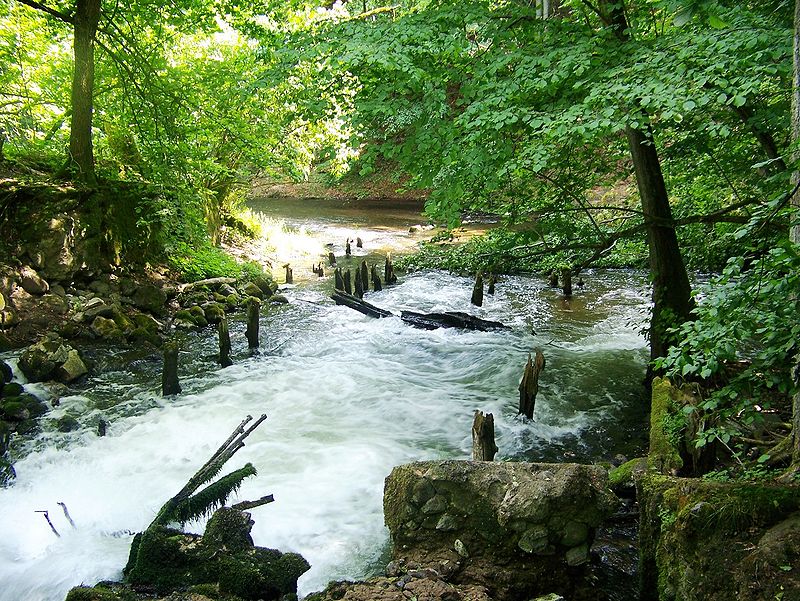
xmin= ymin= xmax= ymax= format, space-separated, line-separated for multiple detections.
xmin=0 ymin=197 xmax=650 ymax=601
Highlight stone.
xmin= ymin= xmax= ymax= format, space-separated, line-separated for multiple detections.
xmin=241 ymin=282 xmax=264 ymax=299
xmin=84 ymin=301 xmax=116 ymax=321
xmin=57 ymin=350 xmax=88 ymax=382
xmin=131 ymin=284 xmax=167 ymax=316
xmin=560 ymin=520 xmax=588 ymax=547
xmin=518 ymin=525 xmax=550 ymax=554
xmin=19 ymin=266 xmax=49 ymax=295
xmin=454 ymin=539 xmax=469 ymax=558
xmin=1 ymin=399 xmax=29 ymax=421
xmin=18 ymin=337 xmax=75 ymax=382
xmin=564 ymin=544 xmax=588 ymax=566
xmin=1 ymin=307 xmax=19 ymax=327
xmin=202 ymin=302 xmax=225 ymax=324
xmin=0 ymin=291 xmax=4 ymax=311
xmin=219 ymin=284 xmax=237 ymax=297
xmin=422 ymin=495 xmax=449 ymax=515
xmin=253 ymin=275 xmax=276 ymax=296
xmin=0 ymin=361 xmax=12 ymax=385
xmin=40 ymin=293 xmax=69 ymax=315
xmin=268 ymin=294 xmax=289 ymax=304
xmin=91 ymin=316 xmax=124 ymax=341
xmin=56 ymin=415 xmax=80 ymax=432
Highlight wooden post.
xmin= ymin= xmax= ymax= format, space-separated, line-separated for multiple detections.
xmin=328 ymin=252 xmax=337 ymax=266
xmin=334 ymin=268 xmax=344 ymax=291
xmin=385 ymin=256 xmax=397 ymax=285
xmin=219 ymin=318 xmax=233 ymax=367
xmin=548 ymin=271 xmax=559 ymax=287
xmin=360 ymin=260 xmax=369 ymax=293
xmin=354 ymin=269 xmax=364 ymax=299
xmin=487 ymin=274 xmax=496 ymax=295
xmin=345 ymin=239 xmax=351 ymax=256
xmin=519 ymin=351 xmax=545 ymax=419
xmin=472 ymin=410 xmax=498 ymax=461
xmin=284 ymin=264 xmax=293 ymax=284
xmin=371 ymin=265 xmax=383 ymax=291
xmin=97 ymin=419 xmax=107 ymax=437
xmin=162 ymin=341 xmax=181 ymax=396
xmin=356 ymin=236 xmax=363 ymax=248
xmin=343 ymin=270 xmax=353 ymax=295
xmin=577 ymin=277 xmax=584 ymax=288
xmin=317 ymin=263 xmax=324 ymax=277
xmin=246 ymin=298 xmax=260 ymax=350
xmin=561 ymin=268 xmax=572 ymax=297
xmin=471 ymin=273 xmax=484 ymax=307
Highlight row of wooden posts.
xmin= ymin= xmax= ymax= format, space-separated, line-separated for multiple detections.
xmin=332 ymin=257 xmax=397 ymax=298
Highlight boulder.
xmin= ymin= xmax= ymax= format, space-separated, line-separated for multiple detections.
xmin=241 ymin=282 xmax=264 ymax=300
xmin=124 ymin=508 xmax=310 ymax=600
xmin=269 ymin=294 xmax=289 ymax=304
xmin=253 ymin=275 xmax=276 ymax=296
xmin=19 ymin=266 xmax=49 ymax=295
xmin=91 ymin=316 xmax=124 ymax=341
xmin=131 ymin=284 xmax=167 ymax=316
xmin=306 ymin=571 xmax=493 ymax=601
xmin=56 ymin=414 xmax=80 ymax=432
xmin=384 ymin=461 xmax=618 ymax=599
xmin=0 ymin=361 xmax=12 ymax=386
xmin=201 ymin=302 xmax=225 ymax=324
xmin=18 ymin=338 xmax=87 ymax=383
xmin=84 ymin=301 xmax=116 ymax=321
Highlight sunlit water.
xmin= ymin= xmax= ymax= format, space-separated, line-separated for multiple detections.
xmin=0 ymin=198 xmax=651 ymax=601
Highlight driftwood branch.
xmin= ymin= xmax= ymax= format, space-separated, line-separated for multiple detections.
xmin=232 ymin=495 xmax=275 ymax=511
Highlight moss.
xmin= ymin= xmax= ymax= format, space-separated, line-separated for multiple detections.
xmin=124 ymin=526 xmax=198 ymax=593
xmin=64 ymin=586 xmax=123 ymax=601
xmin=608 ymin=457 xmax=647 ymax=490
xmin=2 ymin=382 xmax=23 ymax=397
xmin=648 ymin=378 xmax=683 ymax=475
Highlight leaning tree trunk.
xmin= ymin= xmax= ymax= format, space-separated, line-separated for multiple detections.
xmin=69 ymin=0 xmax=101 ymax=185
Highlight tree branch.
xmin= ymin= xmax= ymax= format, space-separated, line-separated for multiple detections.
xmin=15 ymin=0 xmax=74 ymax=24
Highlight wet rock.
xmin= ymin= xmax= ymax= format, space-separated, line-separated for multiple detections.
xmin=201 ymin=302 xmax=225 ymax=325
xmin=253 ymin=275 xmax=276 ymax=297
xmin=268 ymin=294 xmax=289 ymax=304
xmin=124 ymin=508 xmax=310 ymax=600
xmin=91 ymin=316 xmax=125 ymax=341
xmin=40 ymin=293 xmax=69 ymax=315
xmin=1 ymin=399 xmax=29 ymax=421
xmin=56 ymin=414 xmax=80 ymax=432
xmin=384 ymin=460 xmax=618 ymax=599
xmin=241 ymin=282 xmax=264 ymax=299
xmin=219 ymin=283 xmax=238 ymax=297
xmin=19 ymin=266 xmax=49 ymax=295
xmin=19 ymin=337 xmax=88 ymax=383
xmin=0 ymin=361 xmax=12 ymax=386
xmin=0 ymin=456 xmax=15 ymax=487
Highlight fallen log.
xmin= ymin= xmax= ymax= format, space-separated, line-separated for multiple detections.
xmin=331 ymin=291 xmax=509 ymax=331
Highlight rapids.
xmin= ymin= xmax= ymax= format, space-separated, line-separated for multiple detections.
xmin=0 ymin=198 xmax=650 ymax=601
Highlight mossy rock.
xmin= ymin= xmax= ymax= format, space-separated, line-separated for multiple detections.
xmin=132 ymin=312 xmax=161 ymax=331
xmin=0 ymin=420 xmax=12 ymax=454
xmin=3 ymin=382 xmax=23 ymax=397
xmin=225 ymin=294 xmax=240 ymax=311
xmin=0 ymin=361 xmax=12 ymax=385
xmin=128 ymin=327 xmax=162 ymax=347
xmin=648 ymin=378 xmax=683 ymax=475
xmin=218 ymin=549 xmax=309 ymax=601
xmin=124 ymin=527 xmax=200 ymax=593
xmin=15 ymin=418 xmax=39 ymax=435
xmin=91 ymin=316 xmax=125 ymax=341
xmin=130 ymin=284 xmax=167 ymax=316
xmin=608 ymin=457 xmax=647 ymax=491
xmin=56 ymin=415 xmax=80 ymax=432
xmin=202 ymin=303 xmax=225 ymax=325
xmin=109 ymin=305 xmax=134 ymax=332
xmin=1 ymin=399 xmax=29 ymax=421
xmin=252 ymin=275 xmax=276 ymax=297
xmin=21 ymin=393 xmax=49 ymax=418
xmin=268 ymin=294 xmax=289 ymax=305
xmin=188 ymin=306 xmax=208 ymax=327
xmin=240 ymin=282 xmax=264 ymax=300
xmin=0 ymin=456 xmax=16 ymax=487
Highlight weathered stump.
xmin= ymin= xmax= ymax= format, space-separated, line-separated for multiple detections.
xmin=334 ymin=267 xmax=344 ymax=291
xmin=371 ymin=265 xmax=383 ymax=291
xmin=354 ymin=269 xmax=364 ymax=299
xmin=317 ymin=263 xmax=324 ymax=277
xmin=385 ymin=256 xmax=397 ymax=285
xmin=471 ymin=273 xmax=484 ymax=307
xmin=162 ymin=341 xmax=181 ymax=396
xmin=548 ymin=271 xmax=559 ymax=288
xmin=561 ymin=268 xmax=572 ymax=297
xmin=360 ymin=260 xmax=369 ymax=294
xmin=345 ymin=239 xmax=352 ymax=256
xmin=343 ymin=270 xmax=352 ymax=295
xmin=328 ymin=252 xmax=336 ymax=266
xmin=519 ymin=350 xmax=545 ymax=419
xmin=356 ymin=236 xmax=363 ymax=248
xmin=219 ymin=318 xmax=233 ymax=367
xmin=488 ymin=274 xmax=496 ymax=295
xmin=246 ymin=298 xmax=260 ymax=350
xmin=472 ymin=410 xmax=498 ymax=461
xmin=97 ymin=419 xmax=107 ymax=437
xmin=284 ymin=264 xmax=293 ymax=285
xmin=577 ymin=277 xmax=584 ymax=288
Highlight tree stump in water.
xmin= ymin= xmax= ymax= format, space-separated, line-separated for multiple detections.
xmin=487 ymin=274 xmax=496 ymax=295
xmin=317 ymin=263 xmax=324 ymax=277
xmin=97 ymin=419 xmax=107 ymax=437
xmin=360 ymin=261 xmax=369 ymax=293
xmin=471 ymin=273 xmax=484 ymax=307
xmin=334 ymin=268 xmax=344 ymax=291
xmin=343 ymin=270 xmax=353 ymax=295
xmin=328 ymin=252 xmax=337 ymax=266
xmin=219 ymin=318 xmax=233 ymax=367
xmin=246 ymin=298 xmax=260 ymax=350
xmin=356 ymin=237 xmax=363 ymax=248
xmin=162 ymin=341 xmax=181 ymax=396
xmin=577 ymin=277 xmax=584 ymax=288
xmin=385 ymin=256 xmax=397 ymax=285
xmin=284 ymin=264 xmax=293 ymax=285
xmin=561 ymin=268 xmax=572 ymax=297
xmin=354 ymin=270 xmax=364 ymax=299
xmin=472 ymin=410 xmax=498 ymax=461
xmin=519 ymin=350 xmax=545 ymax=419
xmin=345 ymin=239 xmax=351 ymax=256
xmin=371 ymin=265 xmax=383 ymax=291
xmin=548 ymin=271 xmax=559 ymax=287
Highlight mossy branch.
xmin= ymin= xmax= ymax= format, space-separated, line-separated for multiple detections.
xmin=149 ymin=414 xmax=268 ymax=529
xmin=171 ymin=464 xmax=257 ymax=525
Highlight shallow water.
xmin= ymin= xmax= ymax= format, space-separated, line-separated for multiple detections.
xmin=0 ymin=198 xmax=651 ymax=601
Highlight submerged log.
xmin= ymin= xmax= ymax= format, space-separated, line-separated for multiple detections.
xmin=371 ymin=265 xmax=382 ymax=291
xmin=246 ymin=298 xmax=260 ymax=350
xmin=519 ymin=350 xmax=545 ymax=419
xmin=360 ymin=261 xmax=369 ymax=294
xmin=331 ymin=290 xmax=393 ymax=318
xmin=472 ymin=410 xmax=498 ymax=461
xmin=343 ymin=270 xmax=353 ymax=295
xmin=162 ymin=341 xmax=181 ymax=396
xmin=487 ymin=274 xmax=496 ymax=295
xmin=562 ymin=268 xmax=572 ymax=297
xmin=334 ymin=267 xmax=344 ymax=291
xmin=471 ymin=273 xmax=484 ymax=306
xmin=219 ymin=318 xmax=233 ymax=367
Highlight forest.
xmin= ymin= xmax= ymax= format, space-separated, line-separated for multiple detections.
xmin=0 ymin=0 xmax=799 ymax=600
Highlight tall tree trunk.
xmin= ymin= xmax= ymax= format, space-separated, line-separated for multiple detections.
xmin=69 ymin=0 xmax=101 ymax=184
xmin=791 ymin=0 xmax=800 ymax=466
xmin=600 ymin=0 xmax=694 ymax=365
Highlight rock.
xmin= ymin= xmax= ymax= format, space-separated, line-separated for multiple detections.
xmin=57 ymin=349 xmax=88 ymax=382
xmin=91 ymin=316 xmax=124 ymax=341
xmin=1 ymin=399 xmax=29 ymax=421
xmin=531 ymin=595 xmax=565 ymax=601
xmin=305 ymin=573 xmax=492 ymax=601
xmin=0 ymin=361 xmax=12 ymax=385
xmin=1 ymin=307 xmax=19 ymax=327
xmin=268 ymin=294 xmax=289 ymax=304
xmin=84 ymin=301 xmax=116 ymax=321
xmin=0 ymin=457 xmax=15 ymax=487
xmin=18 ymin=337 xmax=79 ymax=382
xmin=0 ymin=332 xmax=12 ymax=351
xmin=384 ymin=460 xmax=618 ymax=599
xmin=219 ymin=284 xmax=237 ymax=297
xmin=0 ymin=291 xmax=4 ymax=311
xmin=19 ymin=266 xmax=49 ymax=295
xmin=56 ymin=415 xmax=80 ymax=432
xmin=88 ymin=279 xmax=113 ymax=296
xmin=40 ymin=293 xmax=69 ymax=315
xmin=201 ymin=302 xmax=225 ymax=324
xmin=253 ymin=275 xmax=276 ymax=296
xmin=131 ymin=284 xmax=167 ymax=315
xmin=49 ymin=283 xmax=66 ymax=297
xmin=124 ymin=509 xmax=310 ymax=600
xmin=241 ymin=282 xmax=264 ymax=299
